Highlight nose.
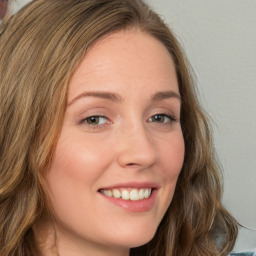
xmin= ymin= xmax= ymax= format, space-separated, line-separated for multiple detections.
xmin=116 ymin=124 xmax=157 ymax=169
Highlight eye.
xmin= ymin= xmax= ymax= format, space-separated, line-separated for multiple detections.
xmin=149 ymin=114 xmax=176 ymax=123
xmin=83 ymin=116 xmax=108 ymax=125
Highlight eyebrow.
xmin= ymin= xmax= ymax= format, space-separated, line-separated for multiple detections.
xmin=68 ymin=91 xmax=122 ymax=106
xmin=68 ymin=90 xmax=181 ymax=106
xmin=151 ymin=91 xmax=181 ymax=102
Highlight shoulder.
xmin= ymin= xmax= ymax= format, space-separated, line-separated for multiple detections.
xmin=230 ymin=249 xmax=256 ymax=256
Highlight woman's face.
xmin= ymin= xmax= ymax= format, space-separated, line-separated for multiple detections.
xmin=45 ymin=29 xmax=184 ymax=255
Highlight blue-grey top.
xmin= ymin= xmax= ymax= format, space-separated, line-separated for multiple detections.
xmin=230 ymin=249 xmax=256 ymax=256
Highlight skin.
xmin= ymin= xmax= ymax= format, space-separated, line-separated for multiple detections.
xmin=42 ymin=29 xmax=185 ymax=256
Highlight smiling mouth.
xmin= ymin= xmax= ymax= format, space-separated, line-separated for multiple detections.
xmin=99 ymin=188 xmax=153 ymax=201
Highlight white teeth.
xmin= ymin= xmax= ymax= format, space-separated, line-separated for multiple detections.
xmin=144 ymin=188 xmax=150 ymax=199
xmin=103 ymin=190 xmax=113 ymax=197
xmin=121 ymin=190 xmax=130 ymax=200
xmin=139 ymin=189 xmax=144 ymax=199
xmin=113 ymin=189 xmax=121 ymax=198
xmin=130 ymin=189 xmax=139 ymax=201
xmin=100 ymin=188 xmax=152 ymax=200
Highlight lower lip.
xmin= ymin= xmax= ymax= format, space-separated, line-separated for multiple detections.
xmin=99 ymin=189 xmax=157 ymax=212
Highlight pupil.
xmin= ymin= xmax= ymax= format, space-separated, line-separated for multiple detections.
xmin=154 ymin=115 xmax=163 ymax=122
xmin=88 ymin=117 xmax=99 ymax=124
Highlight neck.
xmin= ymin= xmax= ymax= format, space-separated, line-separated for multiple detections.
xmin=35 ymin=216 xmax=130 ymax=256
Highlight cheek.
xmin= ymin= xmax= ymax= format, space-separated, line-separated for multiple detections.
xmin=157 ymin=131 xmax=184 ymax=205
xmin=45 ymin=135 xmax=113 ymax=213
xmin=48 ymin=134 xmax=112 ymax=182
xmin=44 ymin=136 xmax=115 ymax=233
xmin=160 ymin=131 xmax=185 ymax=176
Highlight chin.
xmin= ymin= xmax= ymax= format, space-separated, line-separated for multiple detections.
xmin=104 ymin=222 xmax=157 ymax=249
xmin=126 ymin=233 xmax=155 ymax=248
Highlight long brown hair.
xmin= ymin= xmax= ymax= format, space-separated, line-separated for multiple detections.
xmin=0 ymin=0 xmax=238 ymax=255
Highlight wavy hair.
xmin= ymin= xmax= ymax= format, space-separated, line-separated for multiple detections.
xmin=0 ymin=0 xmax=238 ymax=255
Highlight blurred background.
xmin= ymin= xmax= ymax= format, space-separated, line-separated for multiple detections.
xmin=147 ymin=0 xmax=256 ymax=250
xmin=1 ymin=0 xmax=256 ymax=251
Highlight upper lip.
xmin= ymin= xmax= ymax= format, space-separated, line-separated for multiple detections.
xmin=99 ymin=181 xmax=160 ymax=190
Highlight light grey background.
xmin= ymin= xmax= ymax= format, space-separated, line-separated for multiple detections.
xmin=146 ymin=0 xmax=256 ymax=251
xmin=9 ymin=0 xmax=256 ymax=251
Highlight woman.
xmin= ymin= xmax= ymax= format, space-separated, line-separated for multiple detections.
xmin=0 ymin=0 xmax=238 ymax=255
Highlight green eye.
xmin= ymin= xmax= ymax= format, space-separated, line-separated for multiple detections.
xmin=150 ymin=115 xmax=165 ymax=123
xmin=149 ymin=114 xmax=174 ymax=123
xmin=84 ymin=116 xmax=107 ymax=125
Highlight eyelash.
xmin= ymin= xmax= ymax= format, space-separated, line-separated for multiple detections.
xmin=149 ymin=113 xmax=176 ymax=124
xmin=79 ymin=116 xmax=110 ymax=130
xmin=80 ymin=113 xmax=176 ymax=130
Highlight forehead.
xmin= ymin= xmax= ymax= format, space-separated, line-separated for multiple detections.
xmin=68 ymin=29 xmax=178 ymax=101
